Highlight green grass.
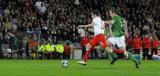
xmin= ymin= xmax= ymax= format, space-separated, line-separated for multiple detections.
xmin=0 ymin=60 xmax=160 ymax=76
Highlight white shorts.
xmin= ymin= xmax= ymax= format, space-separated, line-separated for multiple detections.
xmin=107 ymin=35 xmax=126 ymax=50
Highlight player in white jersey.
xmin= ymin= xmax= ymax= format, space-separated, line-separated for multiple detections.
xmin=77 ymin=10 xmax=108 ymax=65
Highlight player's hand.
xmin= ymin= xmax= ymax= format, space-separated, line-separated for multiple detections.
xmin=108 ymin=33 xmax=113 ymax=37
xmin=125 ymin=32 xmax=129 ymax=38
xmin=123 ymin=19 xmax=127 ymax=24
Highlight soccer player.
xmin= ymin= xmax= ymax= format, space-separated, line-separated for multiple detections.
xmin=151 ymin=36 xmax=159 ymax=56
xmin=132 ymin=33 xmax=142 ymax=54
xmin=77 ymin=10 xmax=108 ymax=65
xmin=104 ymin=8 xmax=140 ymax=68
xmin=142 ymin=34 xmax=151 ymax=60
xmin=78 ymin=28 xmax=89 ymax=58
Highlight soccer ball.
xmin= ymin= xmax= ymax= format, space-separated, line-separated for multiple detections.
xmin=61 ymin=60 xmax=69 ymax=67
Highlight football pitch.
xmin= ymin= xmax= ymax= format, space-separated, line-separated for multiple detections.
xmin=0 ymin=60 xmax=160 ymax=76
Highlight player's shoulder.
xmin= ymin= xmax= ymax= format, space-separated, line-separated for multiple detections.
xmin=93 ymin=17 xmax=101 ymax=22
xmin=93 ymin=17 xmax=101 ymax=20
xmin=114 ymin=15 xmax=122 ymax=19
xmin=113 ymin=15 xmax=122 ymax=22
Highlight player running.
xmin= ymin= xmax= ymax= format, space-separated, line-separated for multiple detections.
xmin=104 ymin=8 xmax=140 ymax=68
xmin=77 ymin=10 xmax=108 ymax=65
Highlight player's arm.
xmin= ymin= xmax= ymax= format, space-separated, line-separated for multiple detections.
xmin=103 ymin=20 xmax=114 ymax=36
xmin=122 ymin=19 xmax=129 ymax=37
xmin=78 ymin=23 xmax=94 ymax=28
xmin=108 ymin=24 xmax=113 ymax=36
xmin=104 ymin=20 xmax=115 ymax=25
xmin=104 ymin=20 xmax=114 ymax=34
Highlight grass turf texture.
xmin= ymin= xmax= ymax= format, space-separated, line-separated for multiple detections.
xmin=0 ymin=60 xmax=160 ymax=76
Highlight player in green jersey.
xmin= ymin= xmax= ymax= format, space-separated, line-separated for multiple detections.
xmin=104 ymin=8 xmax=140 ymax=68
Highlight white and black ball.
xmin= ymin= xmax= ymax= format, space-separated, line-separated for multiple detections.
xmin=61 ymin=60 xmax=69 ymax=67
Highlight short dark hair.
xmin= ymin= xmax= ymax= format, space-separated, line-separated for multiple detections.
xmin=92 ymin=10 xmax=100 ymax=16
xmin=109 ymin=7 xmax=118 ymax=14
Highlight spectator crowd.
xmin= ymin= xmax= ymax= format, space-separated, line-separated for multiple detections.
xmin=0 ymin=0 xmax=159 ymax=59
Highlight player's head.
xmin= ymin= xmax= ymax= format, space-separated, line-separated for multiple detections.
xmin=153 ymin=35 xmax=158 ymax=39
xmin=108 ymin=7 xmax=118 ymax=18
xmin=91 ymin=10 xmax=100 ymax=18
xmin=134 ymin=33 xmax=138 ymax=37
xmin=144 ymin=34 xmax=149 ymax=38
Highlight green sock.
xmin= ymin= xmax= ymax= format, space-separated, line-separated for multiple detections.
xmin=128 ymin=52 xmax=139 ymax=64
xmin=108 ymin=52 xmax=118 ymax=61
xmin=108 ymin=52 xmax=113 ymax=61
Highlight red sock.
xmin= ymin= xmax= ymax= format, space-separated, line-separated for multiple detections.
xmin=113 ymin=49 xmax=124 ymax=54
xmin=83 ymin=49 xmax=90 ymax=62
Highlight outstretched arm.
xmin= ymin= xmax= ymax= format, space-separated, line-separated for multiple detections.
xmin=107 ymin=24 xmax=113 ymax=36
xmin=104 ymin=20 xmax=114 ymax=25
xmin=78 ymin=23 xmax=94 ymax=28
xmin=122 ymin=19 xmax=129 ymax=37
xmin=103 ymin=20 xmax=114 ymax=36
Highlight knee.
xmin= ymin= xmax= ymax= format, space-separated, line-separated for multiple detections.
xmin=105 ymin=47 xmax=112 ymax=53
xmin=107 ymin=41 xmax=112 ymax=47
xmin=85 ymin=44 xmax=92 ymax=50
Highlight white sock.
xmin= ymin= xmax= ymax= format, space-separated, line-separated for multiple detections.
xmin=124 ymin=51 xmax=129 ymax=58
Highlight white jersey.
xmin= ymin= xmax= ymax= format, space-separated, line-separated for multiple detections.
xmin=92 ymin=17 xmax=105 ymax=36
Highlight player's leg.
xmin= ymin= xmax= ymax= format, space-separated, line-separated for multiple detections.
xmin=116 ymin=36 xmax=129 ymax=58
xmin=78 ymin=43 xmax=92 ymax=65
xmin=137 ymin=49 xmax=140 ymax=54
xmin=151 ymin=48 xmax=154 ymax=57
xmin=82 ymin=46 xmax=86 ymax=58
xmin=146 ymin=48 xmax=149 ymax=59
xmin=143 ymin=48 xmax=149 ymax=60
xmin=106 ymin=37 xmax=116 ymax=53
xmin=134 ymin=49 xmax=139 ymax=54
xmin=97 ymin=34 xmax=118 ymax=62
xmin=155 ymin=48 xmax=158 ymax=55
xmin=104 ymin=46 xmax=114 ymax=61
xmin=105 ymin=45 xmax=119 ymax=63
xmin=78 ymin=35 xmax=99 ymax=65
xmin=106 ymin=37 xmax=120 ymax=64
xmin=117 ymin=36 xmax=140 ymax=68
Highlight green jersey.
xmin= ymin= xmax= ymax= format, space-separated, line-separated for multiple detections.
xmin=112 ymin=15 xmax=124 ymax=37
